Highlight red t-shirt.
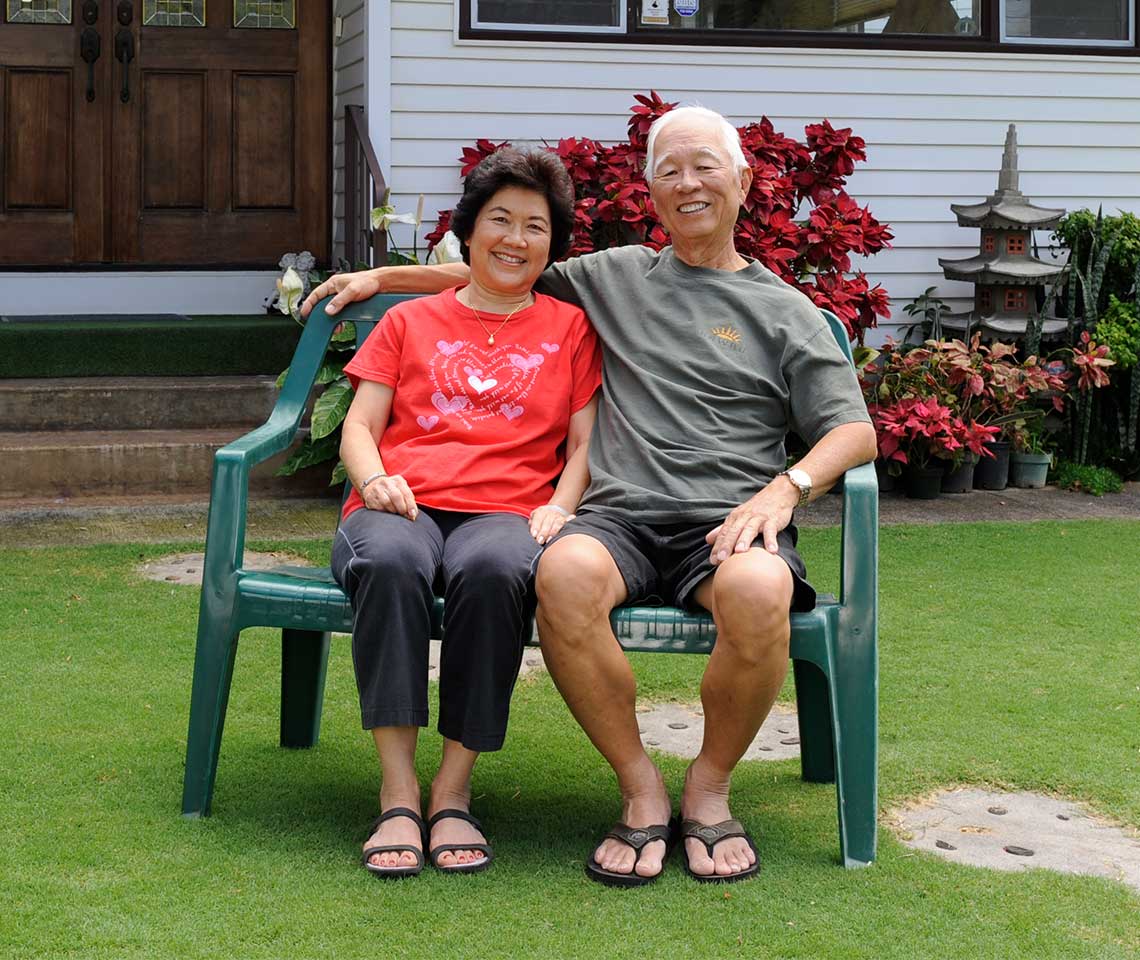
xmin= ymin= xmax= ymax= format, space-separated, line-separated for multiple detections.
xmin=341 ymin=287 xmax=602 ymax=520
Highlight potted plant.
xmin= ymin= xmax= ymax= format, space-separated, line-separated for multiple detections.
xmin=872 ymin=396 xmax=974 ymax=499
xmin=1009 ymin=424 xmax=1053 ymax=488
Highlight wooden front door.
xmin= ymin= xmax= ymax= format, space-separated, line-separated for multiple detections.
xmin=0 ymin=0 xmax=329 ymax=267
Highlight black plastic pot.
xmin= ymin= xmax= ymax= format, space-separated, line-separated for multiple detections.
xmin=905 ymin=464 xmax=943 ymax=500
xmin=973 ymin=440 xmax=1010 ymax=490
xmin=941 ymin=453 xmax=977 ymax=494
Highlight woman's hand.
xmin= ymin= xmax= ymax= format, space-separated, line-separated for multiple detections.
xmin=529 ymin=504 xmax=573 ymax=545
xmin=362 ymin=473 xmax=418 ymax=520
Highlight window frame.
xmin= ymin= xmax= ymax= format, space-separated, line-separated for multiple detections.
xmin=458 ymin=0 xmax=1140 ymax=56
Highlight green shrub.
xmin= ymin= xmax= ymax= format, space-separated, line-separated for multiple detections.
xmin=1050 ymin=459 xmax=1124 ymax=496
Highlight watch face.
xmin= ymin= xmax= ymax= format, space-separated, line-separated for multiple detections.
xmin=788 ymin=468 xmax=811 ymax=490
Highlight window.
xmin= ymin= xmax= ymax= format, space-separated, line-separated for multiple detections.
xmin=1006 ymin=234 xmax=1026 ymax=254
xmin=983 ymin=234 xmax=996 ymax=253
xmin=1001 ymin=0 xmax=1134 ymax=46
xmin=461 ymin=0 xmax=1138 ymax=53
xmin=1005 ymin=288 xmax=1027 ymax=311
xmin=471 ymin=0 xmax=624 ymax=32
xmin=979 ymin=288 xmax=993 ymax=311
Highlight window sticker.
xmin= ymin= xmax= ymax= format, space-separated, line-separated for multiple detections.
xmin=673 ymin=0 xmax=698 ymax=17
xmin=641 ymin=0 xmax=668 ymax=25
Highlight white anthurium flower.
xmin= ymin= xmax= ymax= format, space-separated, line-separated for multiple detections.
xmin=370 ymin=206 xmax=419 ymax=231
xmin=427 ymin=230 xmax=463 ymax=265
xmin=276 ymin=266 xmax=304 ymax=319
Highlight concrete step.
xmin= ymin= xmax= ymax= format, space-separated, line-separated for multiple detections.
xmin=0 ymin=376 xmax=280 ymax=431
xmin=0 ymin=428 xmax=334 ymax=500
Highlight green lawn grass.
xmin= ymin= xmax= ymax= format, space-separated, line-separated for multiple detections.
xmin=2 ymin=520 xmax=1138 ymax=959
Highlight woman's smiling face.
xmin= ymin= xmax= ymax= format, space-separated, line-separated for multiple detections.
xmin=464 ymin=185 xmax=552 ymax=299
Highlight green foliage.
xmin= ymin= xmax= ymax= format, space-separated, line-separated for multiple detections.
xmin=901 ymin=286 xmax=950 ymax=342
xmin=1094 ymin=296 xmax=1140 ymax=370
xmin=1054 ymin=209 xmax=1140 ymax=317
xmin=1051 ymin=459 xmax=1124 ymax=496
xmin=309 ymin=379 xmax=353 ymax=441
xmin=274 ymin=432 xmax=339 ymax=478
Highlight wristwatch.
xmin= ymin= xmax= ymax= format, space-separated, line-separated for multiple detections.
xmin=778 ymin=467 xmax=812 ymax=507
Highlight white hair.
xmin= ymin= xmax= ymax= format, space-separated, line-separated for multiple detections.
xmin=643 ymin=105 xmax=748 ymax=179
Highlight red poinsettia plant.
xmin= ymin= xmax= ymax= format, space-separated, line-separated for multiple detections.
xmin=871 ymin=396 xmax=999 ymax=471
xmin=425 ymin=91 xmax=893 ymax=342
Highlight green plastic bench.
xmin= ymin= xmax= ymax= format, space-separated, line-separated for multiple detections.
xmin=182 ymin=293 xmax=879 ymax=868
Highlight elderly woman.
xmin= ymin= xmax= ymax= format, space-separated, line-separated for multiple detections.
xmin=332 ymin=148 xmax=601 ymax=878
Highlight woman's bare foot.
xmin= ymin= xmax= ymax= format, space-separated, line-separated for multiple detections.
xmin=427 ymin=784 xmax=489 ymax=868
xmin=363 ymin=785 xmax=423 ymax=871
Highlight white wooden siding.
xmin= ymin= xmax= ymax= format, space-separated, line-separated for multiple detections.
xmin=332 ymin=0 xmax=367 ymax=262
xmin=380 ymin=0 xmax=1140 ymax=336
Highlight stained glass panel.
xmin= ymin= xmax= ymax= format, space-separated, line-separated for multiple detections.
xmin=234 ymin=0 xmax=295 ymax=28
xmin=143 ymin=0 xmax=205 ymax=26
xmin=6 ymin=0 xmax=73 ymax=23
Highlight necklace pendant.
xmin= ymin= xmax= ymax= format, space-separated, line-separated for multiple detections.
xmin=487 ymin=335 xmax=495 ymax=345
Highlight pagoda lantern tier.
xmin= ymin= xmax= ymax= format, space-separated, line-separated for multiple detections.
xmin=937 ymin=124 xmax=1067 ymax=340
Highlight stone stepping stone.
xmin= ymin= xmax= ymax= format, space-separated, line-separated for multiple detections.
xmin=635 ymin=702 xmax=800 ymax=760
xmin=891 ymin=787 xmax=1140 ymax=894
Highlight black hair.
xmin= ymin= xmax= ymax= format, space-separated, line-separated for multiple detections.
xmin=450 ymin=147 xmax=575 ymax=266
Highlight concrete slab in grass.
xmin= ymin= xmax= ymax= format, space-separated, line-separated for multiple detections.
xmin=891 ymin=787 xmax=1140 ymax=893
xmin=636 ymin=701 xmax=801 ymax=760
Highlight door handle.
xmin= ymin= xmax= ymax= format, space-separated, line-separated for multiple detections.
xmin=80 ymin=28 xmax=101 ymax=103
xmin=114 ymin=28 xmax=134 ymax=103
xmin=115 ymin=0 xmax=134 ymax=103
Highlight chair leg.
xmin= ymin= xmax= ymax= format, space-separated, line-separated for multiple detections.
xmin=280 ymin=629 xmax=331 ymax=749
xmin=182 ymin=629 xmax=240 ymax=818
xmin=829 ymin=639 xmax=878 ymax=868
xmin=792 ymin=659 xmax=836 ymax=783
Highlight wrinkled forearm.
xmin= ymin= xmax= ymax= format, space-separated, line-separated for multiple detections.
xmin=374 ymin=261 xmax=470 ymax=294
xmin=793 ymin=421 xmax=877 ymax=502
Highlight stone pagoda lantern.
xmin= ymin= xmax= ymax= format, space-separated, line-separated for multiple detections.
xmin=939 ymin=124 xmax=1067 ymax=340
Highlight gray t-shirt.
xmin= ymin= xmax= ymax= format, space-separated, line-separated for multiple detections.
xmin=536 ymin=245 xmax=871 ymax=524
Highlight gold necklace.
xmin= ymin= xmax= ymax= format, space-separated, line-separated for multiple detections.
xmin=468 ymin=297 xmax=530 ymax=346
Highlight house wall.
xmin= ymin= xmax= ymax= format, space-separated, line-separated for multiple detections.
xmin=331 ymin=0 xmax=368 ymax=262
xmin=380 ymin=0 xmax=1140 ymax=337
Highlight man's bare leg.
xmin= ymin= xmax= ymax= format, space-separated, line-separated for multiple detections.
xmin=684 ymin=550 xmax=793 ymax=877
xmin=536 ymin=535 xmax=672 ymax=879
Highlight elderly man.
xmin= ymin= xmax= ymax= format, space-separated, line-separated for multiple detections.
xmin=302 ymin=106 xmax=877 ymax=885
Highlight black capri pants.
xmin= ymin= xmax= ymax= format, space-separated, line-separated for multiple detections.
xmin=331 ymin=505 xmax=540 ymax=752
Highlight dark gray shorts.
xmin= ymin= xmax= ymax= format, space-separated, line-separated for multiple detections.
xmin=547 ymin=509 xmax=816 ymax=612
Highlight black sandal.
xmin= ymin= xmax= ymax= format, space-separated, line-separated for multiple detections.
xmin=427 ymin=808 xmax=493 ymax=874
xmin=361 ymin=806 xmax=427 ymax=879
xmin=679 ymin=818 xmax=761 ymax=884
xmin=585 ymin=820 xmax=677 ymax=888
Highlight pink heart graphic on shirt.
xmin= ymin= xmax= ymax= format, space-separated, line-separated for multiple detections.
xmin=427 ymin=342 xmax=545 ymax=424
xmin=436 ymin=339 xmax=464 ymax=356
xmin=416 ymin=414 xmax=439 ymax=431
xmin=431 ymin=391 xmax=469 ymax=416
xmin=499 ymin=403 xmax=524 ymax=421
xmin=541 ymin=342 xmax=560 ymax=353
xmin=509 ymin=352 xmax=545 ymax=372
xmin=467 ymin=375 xmax=498 ymax=393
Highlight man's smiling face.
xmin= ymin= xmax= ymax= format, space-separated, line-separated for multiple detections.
xmin=648 ymin=116 xmax=752 ymax=251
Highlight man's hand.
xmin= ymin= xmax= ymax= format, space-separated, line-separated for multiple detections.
xmin=705 ymin=477 xmax=799 ymax=564
xmin=362 ymin=473 xmax=418 ymax=520
xmin=300 ymin=270 xmax=383 ymax=319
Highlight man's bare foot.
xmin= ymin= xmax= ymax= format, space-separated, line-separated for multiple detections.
xmin=363 ymin=791 xmax=424 ymax=871
xmin=428 ymin=786 xmax=489 ymax=869
xmin=592 ymin=760 xmax=673 ymax=879
xmin=681 ymin=760 xmax=757 ymax=878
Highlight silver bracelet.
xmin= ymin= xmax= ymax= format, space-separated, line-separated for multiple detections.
xmin=360 ymin=471 xmax=386 ymax=490
xmin=536 ymin=504 xmax=570 ymax=518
